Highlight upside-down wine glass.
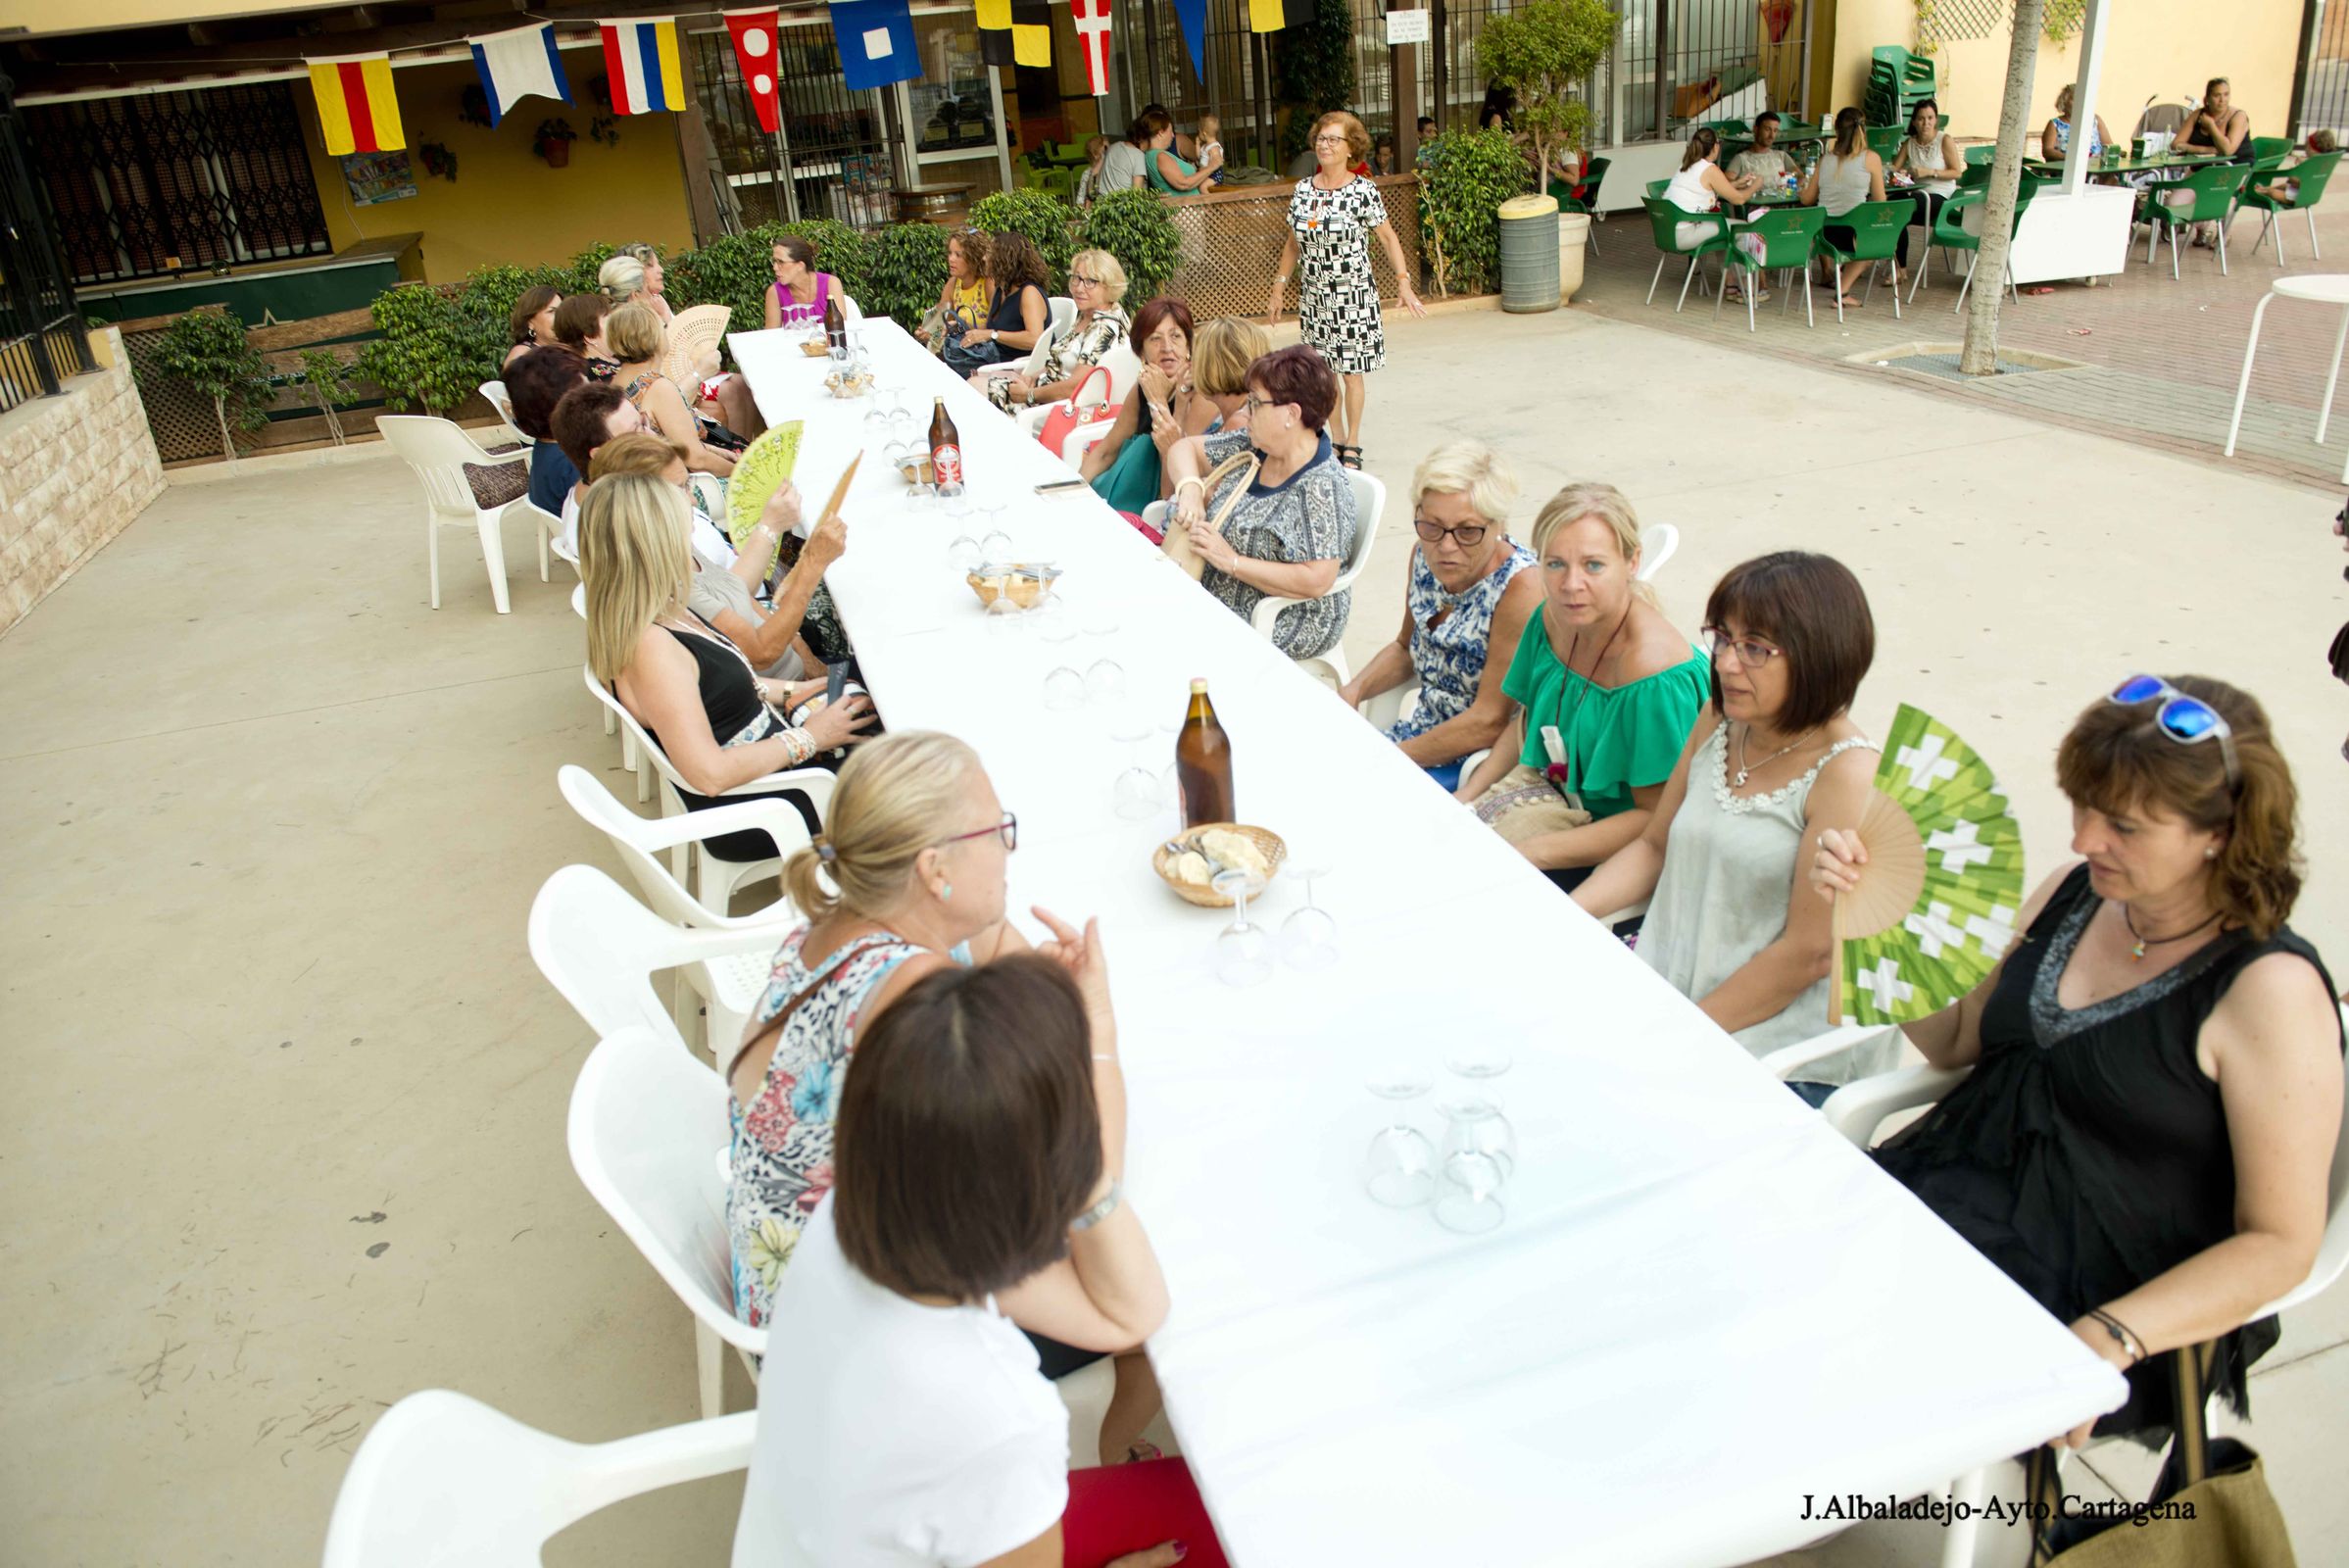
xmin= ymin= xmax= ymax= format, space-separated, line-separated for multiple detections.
xmin=1211 ymin=868 xmax=1274 ymax=988
xmin=1364 ymin=1056 xmax=1437 ymax=1207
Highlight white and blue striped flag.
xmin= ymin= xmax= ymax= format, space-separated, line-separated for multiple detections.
xmin=468 ymin=23 xmax=572 ymax=126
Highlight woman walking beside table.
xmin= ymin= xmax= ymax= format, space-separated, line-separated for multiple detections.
xmin=1265 ymin=111 xmax=1424 ymax=471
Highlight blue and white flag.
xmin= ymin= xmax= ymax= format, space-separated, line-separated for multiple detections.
xmin=469 ymin=23 xmax=571 ymax=126
xmin=1168 ymin=0 xmax=1207 ymax=82
xmin=828 ymin=0 xmax=919 ymax=92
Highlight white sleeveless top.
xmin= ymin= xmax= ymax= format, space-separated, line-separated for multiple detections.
xmin=1665 ymin=159 xmax=1719 ymax=214
xmin=1902 ymin=135 xmax=1957 ymax=194
xmin=1639 ymin=725 xmax=1900 ymax=1082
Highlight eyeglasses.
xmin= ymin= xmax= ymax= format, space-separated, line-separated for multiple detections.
xmin=2106 ymin=675 xmax=2240 ymax=793
xmin=1702 ymin=625 xmax=1785 ymax=667
xmin=1414 ymin=516 xmax=1490 ymax=548
xmin=937 ymin=810 xmax=1018 ymax=853
xmin=1243 ymin=393 xmax=1271 ymax=417
xmin=1070 ymin=272 xmax=1101 ymax=287
xmin=1313 ymin=134 xmax=1349 ymax=147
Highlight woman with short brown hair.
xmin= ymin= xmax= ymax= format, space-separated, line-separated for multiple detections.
xmin=504 ymin=284 xmax=561 ymax=369
xmin=1814 ymin=675 xmax=2343 ymax=1446
xmin=1265 ymin=109 xmax=1424 ymax=470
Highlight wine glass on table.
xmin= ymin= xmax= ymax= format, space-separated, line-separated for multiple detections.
xmin=1211 ymin=868 xmax=1274 ymax=988
xmin=1280 ymin=847 xmax=1338 ymax=972
xmin=1364 ymin=1056 xmax=1437 ymax=1207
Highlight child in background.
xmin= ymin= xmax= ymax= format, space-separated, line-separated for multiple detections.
xmin=2251 ymin=128 xmax=2339 ymax=206
xmin=1195 ymin=113 xmax=1224 ymax=184
xmin=1374 ymin=137 xmax=1397 ymax=174
xmin=1074 ymin=134 xmax=1111 ymax=206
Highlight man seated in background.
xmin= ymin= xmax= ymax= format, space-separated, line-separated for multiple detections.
xmin=1728 ymin=111 xmax=1800 ymax=188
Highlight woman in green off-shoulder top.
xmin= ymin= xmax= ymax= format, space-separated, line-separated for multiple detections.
xmin=1457 ymin=481 xmax=1710 ymax=894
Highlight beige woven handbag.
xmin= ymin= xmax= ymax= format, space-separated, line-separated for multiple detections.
xmin=1163 ymin=449 xmax=1259 ymax=580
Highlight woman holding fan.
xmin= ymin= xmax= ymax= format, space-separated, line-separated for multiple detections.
xmin=1812 ymin=676 xmax=2342 ymax=1447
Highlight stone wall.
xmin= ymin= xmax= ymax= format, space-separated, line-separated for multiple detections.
xmin=0 ymin=328 xmax=167 ymax=637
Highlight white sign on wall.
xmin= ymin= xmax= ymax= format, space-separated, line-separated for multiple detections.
xmin=1384 ymin=9 xmax=1431 ymax=44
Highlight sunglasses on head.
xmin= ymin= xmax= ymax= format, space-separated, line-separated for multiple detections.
xmin=2107 ymin=675 xmax=2240 ymax=793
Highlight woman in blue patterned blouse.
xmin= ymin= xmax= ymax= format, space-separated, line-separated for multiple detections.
xmin=1340 ymin=439 xmax=1541 ymax=790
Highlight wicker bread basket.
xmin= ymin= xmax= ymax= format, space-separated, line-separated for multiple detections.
xmin=1151 ymin=823 xmax=1287 ymax=907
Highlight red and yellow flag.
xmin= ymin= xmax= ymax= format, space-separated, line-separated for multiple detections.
xmin=309 ymin=54 xmax=405 ymax=155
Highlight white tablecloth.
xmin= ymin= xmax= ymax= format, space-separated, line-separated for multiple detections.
xmin=733 ymin=321 xmax=2127 ymax=1567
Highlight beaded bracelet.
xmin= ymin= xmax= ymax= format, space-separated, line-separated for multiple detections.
xmin=2086 ymin=1307 xmax=2147 ymax=1365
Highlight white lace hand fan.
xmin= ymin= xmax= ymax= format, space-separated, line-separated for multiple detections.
xmin=1829 ymin=705 xmax=2027 ymax=1027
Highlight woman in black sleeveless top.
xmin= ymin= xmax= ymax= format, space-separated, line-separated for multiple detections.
xmin=1817 ymin=675 xmax=2343 ymax=1447
xmin=581 ymin=472 xmax=877 ymax=861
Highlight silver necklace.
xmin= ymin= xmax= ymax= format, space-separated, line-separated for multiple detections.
xmin=1732 ymin=723 xmax=1813 ymax=790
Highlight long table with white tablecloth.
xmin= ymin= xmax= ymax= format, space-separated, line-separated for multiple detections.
xmin=731 ymin=321 xmax=2125 ymax=1566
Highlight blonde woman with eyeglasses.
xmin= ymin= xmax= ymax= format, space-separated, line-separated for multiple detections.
xmin=1455 ymin=482 xmax=1709 ymax=893
xmin=975 ymin=248 xmax=1132 ymax=413
xmin=1340 ymin=438 xmax=1542 ymax=790
xmin=581 ymin=472 xmax=873 ymax=862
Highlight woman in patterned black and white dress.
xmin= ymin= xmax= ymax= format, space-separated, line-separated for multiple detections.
xmin=1265 ymin=110 xmax=1425 ymax=471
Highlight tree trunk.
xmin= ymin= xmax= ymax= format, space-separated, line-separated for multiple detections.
xmin=1960 ymin=0 xmax=2047 ymax=376
xmin=213 ymin=395 xmax=236 ymax=463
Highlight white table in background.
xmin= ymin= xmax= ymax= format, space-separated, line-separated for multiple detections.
xmin=733 ymin=321 xmax=2125 ymax=1566
xmin=2224 ymin=272 xmax=2349 ymax=482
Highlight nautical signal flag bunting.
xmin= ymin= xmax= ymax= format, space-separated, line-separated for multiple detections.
xmin=469 ymin=23 xmax=571 ymax=126
xmin=600 ymin=17 xmax=687 ymax=114
xmin=829 ymin=0 xmax=920 ymax=92
xmin=1071 ymin=0 xmax=1113 ymax=96
xmin=976 ymin=0 xmax=1051 ymax=67
xmin=1248 ymin=0 xmax=1312 ymax=28
xmin=724 ymin=8 xmax=782 ymax=133
xmin=309 ymin=54 xmax=404 ymax=156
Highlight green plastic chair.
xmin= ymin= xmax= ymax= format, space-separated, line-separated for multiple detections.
xmin=1872 ymin=45 xmax=1934 ymax=87
xmin=1641 ymin=195 xmax=1734 ymax=312
xmin=1911 ymin=175 xmax=2044 ymax=312
xmin=1865 ymin=125 xmax=1905 ymax=163
xmin=1645 ymin=176 xmax=1671 ymax=199
xmin=1963 ymin=144 xmax=1996 ymax=169
xmin=2248 ymin=136 xmax=2293 ymax=167
xmin=1713 ymin=205 xmax=1827 ymax=330
xmin=2239 ymin=150 xmax=2340 ymax=266
xmin=1551 ymin=155 xmax=1611 ymax=257
xmin=2136 ymin=162 xmax=2253 ymax=276
xmin=1815 ymin=199 xmax=1912 ymax=322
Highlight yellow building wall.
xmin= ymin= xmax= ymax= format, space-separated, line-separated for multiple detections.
xmin=0 ymin=0 xmax=342 ymax=36
xmin=297 ymin=57 xmax=695 ymax=284
xmin=1825 ymin=0 xmax=2306 ymax=144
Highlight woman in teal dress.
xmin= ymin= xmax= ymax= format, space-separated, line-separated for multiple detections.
xmin=1083 ymin=313 xmax=1270 ymax=519
xmin=1146 ymin=112 xmax=1222 ymax=196
xmin=1456 ymin=481 xmax=1710 ymax=895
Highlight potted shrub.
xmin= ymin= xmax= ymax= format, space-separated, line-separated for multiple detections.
xmin=1477 ymin=0 xmax=1619 ymax=302
xmin=151 ymin=306 xmax=274 ymax=462
xmin=533 ymin=118 xmax=578 ymax=167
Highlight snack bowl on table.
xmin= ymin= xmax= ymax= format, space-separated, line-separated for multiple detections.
xmin=966 ymin=562 xmax=1061 ymax=610
xmin=824 ymin=367 xmax=875 ymax=398
xmin=1151 ymin=823 xmax=1287 ymax=907
xmin=798 ymin=336 xmax=830 ymax=359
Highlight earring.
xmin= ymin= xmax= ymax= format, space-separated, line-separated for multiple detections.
xmin=2205 ymin=847 xmax=2218 ymax=860
xmin=939 ymin=882 xmax=954 ymax=901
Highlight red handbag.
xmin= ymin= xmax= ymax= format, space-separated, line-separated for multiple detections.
xmin=1035 ymin=364 xmax=1121 ymax=462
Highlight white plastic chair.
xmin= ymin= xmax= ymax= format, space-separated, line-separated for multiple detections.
xmin=528 ymin=862 xmax=787 ymax=1057
xmin=579 ymin=666 xmax=835 ymax=910
xmin=320 ymin=1389 xmax=753 ymax=1568
xmin=515 ymin=499 xmax=559 ymax=584
xmin=557 ymin=766 xmax=801 ymax=1051
xmin=377 ymin=415 xmax=527 ymax=614
xmin=477 ymin=378 xmax=529 ymax=447
xmin=569 ymin=584 xmax=635 ymax=771
xmin=571 ymin=1024 xmax=769 ymax=1416
xmin=1820 ymin=1002 xmax=2349 ymax=1568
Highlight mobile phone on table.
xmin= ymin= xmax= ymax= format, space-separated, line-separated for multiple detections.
xmin=825 ymin=661 xmax=850 ymax=706
xmin=1035 ymin=476 xmax=1088 ymax=496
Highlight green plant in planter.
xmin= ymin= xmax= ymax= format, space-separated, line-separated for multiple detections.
xmin=1476 ymin=0 xmax=1618 ymax=195
xmin=151 ymin=307 xmax=274 ymax=462
xmin=453 ymin=263 xmax=564 ymax=382
xmin=1417 ymin=128 xmax=1534 ymax=297
xmin=1077 ymin=189 xmax=1184 ymax=304
xmin=562 ymin=241 xmax=619 ymax=295
xmin=360 ymin=282 xmax=480 ymax=417
xmin=295 ymin=348 xmax=361 ymax=446
xmin=533 ymin=119 xmax=578 ymax=165
xmin=861 ymin=221 xmax=951 ymax=332
xmin=969 ymin=187 xmax=1077 ymax=292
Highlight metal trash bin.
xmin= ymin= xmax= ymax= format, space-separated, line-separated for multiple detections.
xmin=1497 ymin=193 xmax=1561 ymax=314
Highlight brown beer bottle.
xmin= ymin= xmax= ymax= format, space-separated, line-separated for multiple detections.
xmin=1175 ymin=678 xmax=1235 ymax=827
xmin=929 ymin=396 xmax=964 ymax=496
xmin=823 ymin=292 xmax=848 ymax=356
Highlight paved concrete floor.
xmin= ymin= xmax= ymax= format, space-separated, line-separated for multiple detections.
xmin=2 ymin=301 xmax=2343 ymax=1566
xmin=1571 ymin=193 xmax=2349 ymax=491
